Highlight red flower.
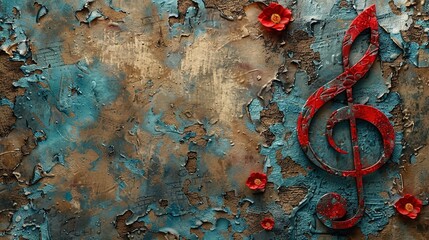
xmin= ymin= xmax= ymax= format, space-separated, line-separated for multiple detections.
xmin=394 ymin=194 xmax=422 ymax=219
xmin=258 ymin=3 xmax=292 ymax=31
xmin=246 ymin=172 xmax=267 ymax=190
xmin=261 ymin=217 xmax=275 ymax=230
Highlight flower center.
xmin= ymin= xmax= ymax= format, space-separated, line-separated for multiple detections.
xmin=405 ymin=203 xmax=414 ymax=212
xmin=265 ymin=222 xmax=271 ymax=227
xmin=271 ymin=13 xmax=281 ymax=24
xmin=254 ymin=178 xmax=262 ymax=185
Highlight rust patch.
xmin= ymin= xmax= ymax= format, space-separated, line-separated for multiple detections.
xmin=261 ymin=129 xmax=275 ymax=146
xmin=159 ymin=199 xmax=168 ymax=208
xmin=75 ymin=6 xmax=90 ymax=23
xmin=183 ymin=124 xmax=207 ymax=146
xmin=204 ymin=0 xmax=250 ymax=20
xmin=260 ymin=103 xmax=284 ymax=128
xmin=185 ymin=151 xmax=197 ymax=174
xmin=257 ymin=102 xmax=283 ymax=146
xmin=204 ymin=0 xmax=271 ymax=21
xmin=152 ymin=232 xmax=180 ymax=239
xmin=74 ymin=0 xmax=126 ymax=25
xmin=168 ymin=0 xmax=199 ymax=25
xmin=114 ymin=210 xmax=148 ymax=239
xmin=0 ymin=50 xmax=24 ymax=101
xmin=241 ymin=211 xmax=273 ymax=235
xmin=381 ymin=58 xmax=403 ymax=91
xmin=277 ymin=186 xmax=308 ymax=214
xmin=283 ymin=30 xmax=321 ymax=85
xmin=223 ymin=190 xmax=242 ymax=214
xmin=276 ymin=151 xmax=307 ymax=178
xmin=0 ymin=50 xmax=25 ymax=138
xmin=388 ymin=0 xmax=403 ymax=15
xmin=401 ymin=23 xmax=428 ymax=46
xmin=339 ymin=0 xmax=350 ymax=8
xmin=389 ymin=104 xmax=405 ymax=132
xmin=190 ymin=222 xmax=214 ymax=238
xmin=182 ymin=179 xmax=207 ymax=209
xmin=0 ymin=130 xmax=36 ymax=181
xmin=0 ymin=106 xmax=16 ymax=138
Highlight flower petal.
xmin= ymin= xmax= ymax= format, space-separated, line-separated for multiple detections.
xmin=277 ymin=7 xmax=289 ymax=17
xmin=414 ymin=198 xmax=423 ymax=207
xmin=282 ymin=8 xmax=292 ymax=18
xmin=395 ymin=198 xmax=407 ymax=207
xmin=396 ymin=206 xmax=410 ymax=215
xmin=279 ymin=18 xmax=290 ymax=25
xmin=258 ymin=14 xmax=275 ymax=27
xmin=408 ymin=212 xmax=418 ymax=219
xmin=258 ymin=11 xmax=269 ymax=20
xmin=261 ymin=20 xmax=276 ymax=28
xmin=403 ymin=194 xmax=414 ymax=200
xmin=261 ymin=218 xmax=275 ymax=230
xmin=272 ymin=23 xmax=286 ymax=31
xmin=262 ymin=6 xmax=276 ymax=16
xmin=272 ymin=4 xmax=284 ymax=14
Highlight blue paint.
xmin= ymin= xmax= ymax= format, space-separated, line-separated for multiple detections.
xmin=406 ymin=42 xmax=421 ymax=66
xmin=379 ymin=27 xmax=403 ymax=62
xmin=13 ymin=59 xmax=122 ymax=172
xmin=25 ymin=184 xmax=56 ymax=200
xmin=7 ymin=204 xmax=51 ymax=240
xmin=248 ymin=99 xmax=263 ymax=122
xmin=119 ymin=155 xmax=145 ymax=177
xmin=0 ymin=98 xmax=14 ymax=108
xmin=410 ymin=154 xmax=417 ymax=164
xmin=151 ymin=0 xmax=211 ymax=38
xmin=86 ymin=10 xmax=105 ymax=25
xmin=64 ymin=191 xmax=73 ymax=201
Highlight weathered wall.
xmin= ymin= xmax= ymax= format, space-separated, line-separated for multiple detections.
xmin=0 ymin=0 xmax=428 ymax=239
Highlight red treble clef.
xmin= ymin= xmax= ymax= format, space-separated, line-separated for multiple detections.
xmin=296 ymin=5 xmax=395 ymax=229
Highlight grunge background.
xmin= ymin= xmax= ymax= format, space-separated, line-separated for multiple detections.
xmin=0 ymin=0 xmax=428 ymax=239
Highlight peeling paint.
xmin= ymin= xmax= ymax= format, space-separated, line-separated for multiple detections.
xmin=0 ymin=0 xmax=429 ymax=239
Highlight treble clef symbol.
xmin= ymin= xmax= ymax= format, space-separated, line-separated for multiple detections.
xmin=296 ymin=5 xmax=395 ymax=229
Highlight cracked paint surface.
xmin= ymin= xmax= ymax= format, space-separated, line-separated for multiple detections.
xmin=1 ymin=0 xmax=429 ymax=239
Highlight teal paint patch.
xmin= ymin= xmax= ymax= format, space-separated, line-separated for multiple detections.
xmin=7 ymin=204 xmax=51 ymax=240
xmin=151 ymin=0 xmax=210 ymax=38
xmin=119 ymin=155 xmax=145 ymax=177
xmin=85 ymin=10 xmax=106 ymax=25
xmin=0 ymin=2 xmax=127 ymax=238
xmin=64 ymin=191 xmax=73 ymax=201
xmin=379 ymin=27 xmax=403 ymax=62
xmin=14 ymin=59 xmax=123 ymax=172
xmin=0 ymin=98 xmax=14 ymax=108
xmin=24 ymin=184 xmax=56 ymax=200
xmin=248 ymin=99 xmax=263 ymax=122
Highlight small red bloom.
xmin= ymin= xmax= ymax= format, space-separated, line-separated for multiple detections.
xmin=261 ymin=217 xmax=275 ymax=230
xmin=258 ymin=3 xmax=292 ymax=31
xmin=394 ymin=194 xmax=422 ymax=219
xmin=246 ymin=172 xmax=267 ymax=190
